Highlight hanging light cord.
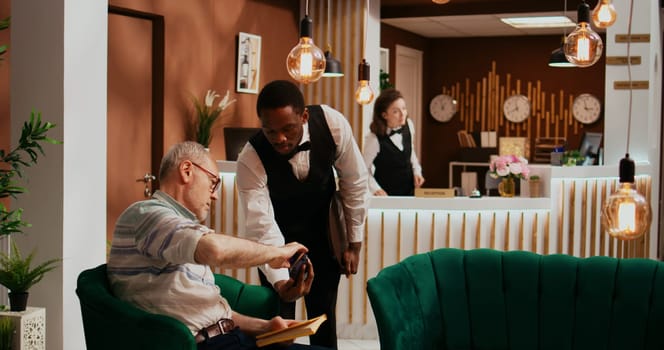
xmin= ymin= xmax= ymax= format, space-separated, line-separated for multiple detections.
xmin=327 ymin=0 xmax=331 ymax=46
xmin=625 ymin=0 xmax=634 ymax=156
xmin=563 ymin=0 xmax=567 ymax=37
xmin=363 ymin=0 xmax=369 ymax=58
xmin=305 ymin=0 xmax=309 ymax=17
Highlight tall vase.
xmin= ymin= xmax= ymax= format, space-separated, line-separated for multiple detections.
xmin=498 ymin=177 xmax=516 ymax=197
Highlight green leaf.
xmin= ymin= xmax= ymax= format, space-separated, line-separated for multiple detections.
xmin=0 ymin=241 xmax=60 ymax=292
xmin=1 ymin=110 xmax=61 ymax=236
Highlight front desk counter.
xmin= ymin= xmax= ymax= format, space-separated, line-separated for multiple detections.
xmin=214 ymin=161 xmax=655 ymax=339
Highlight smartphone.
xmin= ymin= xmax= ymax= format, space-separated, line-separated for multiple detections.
xmin=289 ymin=252 xmax=309 ymax=279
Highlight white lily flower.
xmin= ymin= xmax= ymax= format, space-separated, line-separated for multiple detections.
xmin=204 ymin=90 xmax=219 ymax=108
xmin=218 ymin=90 xmax=237 ymax=110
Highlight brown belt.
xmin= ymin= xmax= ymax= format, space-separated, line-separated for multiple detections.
xmin=195 ymin=318 xmax=236 ymax=343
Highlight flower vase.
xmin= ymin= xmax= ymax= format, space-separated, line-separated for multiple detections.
xmin=498 ymin=177 xmax=516 ymax=197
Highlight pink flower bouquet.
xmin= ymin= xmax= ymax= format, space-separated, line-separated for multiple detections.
xmin=488 ymin=155 xmax=530 ymax=180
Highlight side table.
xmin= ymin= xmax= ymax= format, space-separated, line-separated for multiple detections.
xmin=0 ymin=307 xmax=45 ymax=350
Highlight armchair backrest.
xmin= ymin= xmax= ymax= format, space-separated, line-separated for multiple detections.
xmin=367 ymin=248 xmax=664 ymax=350
xmin=76 ymin=264 xmax=278 ymax=350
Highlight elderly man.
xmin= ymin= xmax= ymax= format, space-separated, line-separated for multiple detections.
xmin=107 ymin=141 xmax=328 ymax=350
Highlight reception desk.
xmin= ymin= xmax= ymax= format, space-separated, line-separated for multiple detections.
xmin=211 ymin=161 xmax=654 ymax=339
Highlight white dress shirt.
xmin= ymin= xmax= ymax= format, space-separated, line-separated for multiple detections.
xmin=236 ymin=104 xmax=369 ymax=285
xmin=363 ymin=118 xmax=423 ymax=194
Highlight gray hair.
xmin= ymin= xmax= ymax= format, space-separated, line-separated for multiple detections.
xmin=159 ymin=141 xmax=208 ymax=182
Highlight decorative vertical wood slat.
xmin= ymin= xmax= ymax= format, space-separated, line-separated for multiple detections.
xmin=580 ymin=180 xmax=588 ymax=257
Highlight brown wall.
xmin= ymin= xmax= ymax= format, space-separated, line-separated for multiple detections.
xmin=381 ymin=25 xmax=605 ymax=188
xmin=107 ymin=0 xmax=299 ymax=161
xmin=0 ymin=1 xmax=299 ymax=161
xmin=381 ymin=23 xmax=428 ymax=79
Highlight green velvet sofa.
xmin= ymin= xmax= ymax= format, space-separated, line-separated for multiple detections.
xmin=76 ymin=264 xmax=279 ymax=350
xmin=367 ymin=248 xmax=664 ymax=350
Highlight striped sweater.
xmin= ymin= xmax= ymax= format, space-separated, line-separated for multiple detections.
xmin=107 ymin=190 xmax=231 ymax=334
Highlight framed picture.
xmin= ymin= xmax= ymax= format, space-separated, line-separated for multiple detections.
xmin=236 ymin=32 xmax=261 ymax=94
xmin=499 ymin=137 xmax=530 ymax=159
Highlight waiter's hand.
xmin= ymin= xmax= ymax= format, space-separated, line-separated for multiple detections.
xmin=274 ymin=259 xmax=314 ymax=302
xmin=342 ymin=242 xmax=362 ymax=278
xmin=414 ymin=175 xmax=426 ymax=188
xmin=373 ymin=189 xmax=388 ymax=196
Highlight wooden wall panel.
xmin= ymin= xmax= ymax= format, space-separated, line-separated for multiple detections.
xmin=381 ymin=29 xmax=606 ymax=188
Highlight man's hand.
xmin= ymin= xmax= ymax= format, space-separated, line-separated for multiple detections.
xmin=266 ymin=316 xmax=304 ymax=347
xmin=267 ymin=242 xmax=308 ymax=269
xmin=274 ymin=259 xmax=314 ymax=302
xmin=342 ymin=242 xmax=362 ymax=278
xmin=373 ymin=189 xmax=388 ymax=196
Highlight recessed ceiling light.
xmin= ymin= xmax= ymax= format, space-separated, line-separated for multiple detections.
xmin=500 ymin=16 xmax=576 ymax=29
xmin=432 ymin=0 xmax=450 ymax=4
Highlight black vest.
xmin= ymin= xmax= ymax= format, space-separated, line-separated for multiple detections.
xmin=249 ymin=105 xmax=336 ymax=251
xmin=373 ymin=124 xmax=415 ymax=196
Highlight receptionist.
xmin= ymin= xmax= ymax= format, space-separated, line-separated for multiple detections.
xmin=363 ymin=88 xmax=424 ymax=196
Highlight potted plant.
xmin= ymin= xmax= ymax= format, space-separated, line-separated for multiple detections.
xmin=0 ymin=241 xmax=59 ymax=311
xmin=379 ymin=69 xmax=394 ymax=91
xmin=192 ymin=89 xmax=236 ymax=149
xmin=528 ymin=175 xmax=542 ymax=198
xmin=0 ymin=316 xmax=13 ymax=350
xmin=0 ymin=112 xmax=61 ymax=311
xmin=562 ymin=150 xmax=585 ymax=166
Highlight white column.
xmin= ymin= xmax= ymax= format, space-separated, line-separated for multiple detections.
xmin=10 ymin=0 xmax=108 ymax=349
xmin=361 ymin=0 xmax=381 ymax=142
xmin=604 ymin=0 xmax=661 ymax=165
xmin=603 ymin=0 xmax=661 ymax=258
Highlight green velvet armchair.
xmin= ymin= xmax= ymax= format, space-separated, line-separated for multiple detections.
xmin=367 ymin=248 xmax=664 ymax=350
xmin=76 ymin=264 xmax=279 ymax=350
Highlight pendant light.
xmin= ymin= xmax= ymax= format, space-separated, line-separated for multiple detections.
xmin=600 ymin=0 xmax=651 ymax=240
xmin=286 ymin=0 xmax=326 ymax=84
xmin=564 ymin=1 xmax=603 ymax=67
xmin=592 ymin=0 xmax=617 ymax=28
xmin=323 ymin=0 xmax=343 ymax=78
xmin=549 ymin=0 xmax=575 ymax=68
xmin=355 ymin=0 xmax=375 ymax=105
xmin=549 ymin=45 xmax=575 ymax=67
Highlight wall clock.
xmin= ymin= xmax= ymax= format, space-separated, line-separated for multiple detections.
xmin=429 ymin=94 xmax=457 ymax=123
xmin=572 ymin=93 xmax=602 ymax=124
xmin=503 ymin=94 xmax=531 ymax=123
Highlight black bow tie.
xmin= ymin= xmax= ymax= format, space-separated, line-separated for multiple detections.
xmin=389 ymin=128 xmax=403 ymax=136
xmin=284 ymin=141 xmax=311 ymax=159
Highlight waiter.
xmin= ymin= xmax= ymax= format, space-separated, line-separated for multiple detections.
xmin=236 ymin=80 xmax=369 ymax=349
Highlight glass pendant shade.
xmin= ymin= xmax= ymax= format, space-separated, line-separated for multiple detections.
xmin=601 ymin=156 xmax=652 ymax=240
xmin=323 ymin=48 xmax=343 ymax=77
xmin=355 ymin=59 xmax=375 ymax=105
xmin=592 ymin=0 xmax=617 ymax=28
xmin=564 ymin=2 xmax=603 ymax=67
xmin=286 ymin=15 xmax=326 ymax=84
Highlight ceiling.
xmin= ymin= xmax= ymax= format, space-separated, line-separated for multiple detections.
xmin=380 ymin=0 xmax=591 ymax=38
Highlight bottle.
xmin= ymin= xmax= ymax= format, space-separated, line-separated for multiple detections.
xmin=240 ymin=54 xmax=249 ymax=89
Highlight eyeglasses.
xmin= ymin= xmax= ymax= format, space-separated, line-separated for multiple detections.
xmin=191 ymin=162 xmax=221 ymax=193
